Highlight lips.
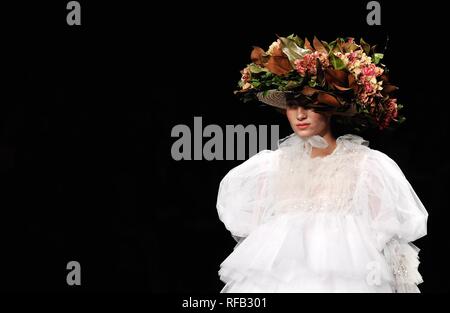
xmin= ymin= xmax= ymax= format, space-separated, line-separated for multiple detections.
xmin=296 ymin=123 xmax=310 ymax=129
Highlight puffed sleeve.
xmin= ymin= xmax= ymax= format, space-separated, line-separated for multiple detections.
xmin=362 ymin=150 xmax=428 ymax=248
xmin=361 ymin=149 xmax=428 ymax=292
xmin=216 ymin=150 xmax=277 ymax=241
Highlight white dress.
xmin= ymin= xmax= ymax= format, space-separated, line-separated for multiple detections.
xmin=216 ymin=133 xmax=428 ymax=293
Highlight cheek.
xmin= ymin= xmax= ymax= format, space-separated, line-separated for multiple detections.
xmin=309 ymin=113 xmax=328 ymax=128
xmin=286 ymin=110 xmax=297 ymax=123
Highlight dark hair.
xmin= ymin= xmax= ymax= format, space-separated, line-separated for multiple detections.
xmin=329 ymin=115 xmax=355 ymax=138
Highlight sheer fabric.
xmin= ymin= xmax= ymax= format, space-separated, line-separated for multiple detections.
xmin=217 ymin=133 xmax=428 ymax=292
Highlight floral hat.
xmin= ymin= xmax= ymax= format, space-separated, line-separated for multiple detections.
xmin=235 ymin=34 xmax=405 ymax=131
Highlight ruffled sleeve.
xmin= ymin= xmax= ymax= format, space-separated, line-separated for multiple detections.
xmin=361 ymin=149 xmax=428 ymax=292
xmin=216 ymin=150 xmax=277 ymax=241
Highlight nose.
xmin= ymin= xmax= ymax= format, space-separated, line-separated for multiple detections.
xmin=296 ymin=107 xmax=308 ymax=120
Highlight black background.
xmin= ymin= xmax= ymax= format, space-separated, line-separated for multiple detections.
xmin=1 ymin=0 xmax=448 ymax=293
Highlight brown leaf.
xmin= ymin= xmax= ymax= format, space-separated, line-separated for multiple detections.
xmin=380 ymin=74 xmax=390 ymax=83
xmin=301 ymin=86 xmax=319 ymax=96
xmin=316 ymin=59 xmax=325 ymax=87
xmin=348 ymin=74 xmax=356 ymax=87
xmin=348 ymin=74 xmax=359 ymax=92
xmin=304 ymin=38 xmax=313 ymax=51
xmin=251 ymin=46 xmax=266 ymax=65
xmin=325 ymin=68 xmax=348 ymax=86
xmin=265 ymin=56 xmax=292 ymax=75
xmin=271 ymin=41 xmax=285 ymax=57
xmin=317 ymin=92 xmax=341 ymax=107
xmin=333 ymin=83 xmax=352 ymax=91
xmin=313 ymin=36 xmax=327 ymax=54
xmin=381 ymin=84 xmax=398 ymax=96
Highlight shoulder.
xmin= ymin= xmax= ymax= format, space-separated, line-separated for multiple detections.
xmin=361 ymin=148 xmax=409 ymax=185
xmin=364 ymin=148 xmax=400 ymax=168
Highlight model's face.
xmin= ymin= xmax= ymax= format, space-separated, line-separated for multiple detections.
xmin=286 ymin=106 xmax=331 ymax=138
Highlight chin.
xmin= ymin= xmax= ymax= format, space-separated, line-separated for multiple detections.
xmin=295 ymin=129 xmax=315 ymax=137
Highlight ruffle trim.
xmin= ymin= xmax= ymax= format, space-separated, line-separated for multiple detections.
xmin=277 ymin=133 xmax=369 ymax=154
xmin=383 ymin=238 xmax=423 ymax=293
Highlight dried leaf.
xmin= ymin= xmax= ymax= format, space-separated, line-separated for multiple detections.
xmin=333 ymin=83 xmax=352 ymax=91
xmin=251 ymin=46 xmax=266 ymax=65
xmin=265 ymin=56 xmax=292 ymax=75
xmin=313 ymin=36 xmax=327 ymax=54
xmin=316 ymin=59 xmax=325 ymax=87
xmin=348 ymin=74 xmax=358 ymax=92
xmin=301 ymin=86 xmax=319 ymax=96
xmin=381 ymin=84 xmax=398 ymax=96
xmin=325 ymin=68 xmax=348 ymax=85
xmin=304 ymin=37 xmax=313 ymax=51
xmin=317 ymin=92 xmax=341 ymax=107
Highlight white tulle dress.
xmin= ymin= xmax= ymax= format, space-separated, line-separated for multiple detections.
xmin=216 ymin=133 xmax=428 ymax=293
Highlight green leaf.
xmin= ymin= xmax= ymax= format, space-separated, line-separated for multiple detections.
xmin=287 ymin=34 xmax=304 ymax=47
xmin=328 ymin=40 xmax=337 ymax=51
xmin=360 ymin=38 xmax=371 ymax=54
xmin=248 ymin=63 xmax=267 ymax=73
xmin=283 ymin=81 xmax=296 ymax=89
xmin=329 ymin=53 xmax=346 ymax=70
xmin=373 ymin=53 xmax=384 ymax=64
xmin=308 ymin=79 xmax=317 ymax=87
xmin=278 ymin=36 xmax=311 ymax=65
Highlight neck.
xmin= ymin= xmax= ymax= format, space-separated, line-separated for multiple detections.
xmin=310 ymin=129 xmax=337 ymax=157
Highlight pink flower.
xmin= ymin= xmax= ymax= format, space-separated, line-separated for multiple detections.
xmin=362 ymin=65 xmax=375 ymax=77
xmin=314 ymin=51 xmax=329 ymax=67
xmin=294 ymin=55 xmax=316 ymax=76
xmin=294 ymin=51 xmax=329 ymax=77
xmin=294 ymin=59 xmax=307 ymax=76
xmin=348 ymin=51 xmax=358 ymax=63
xmin=361 ymin=64 xmax=383 ymax=77
xmin=241 ymin=68 xmax=251 ymax=83
xmin=386 ymin=98 xmax=398 ymax=119
xmin=378 ymin=98 xmax=398 ymax=129
xmin=358 ymin=92 xmax=369 ymax=104
xmin=363 ymin=81 xmax=374 ymax=94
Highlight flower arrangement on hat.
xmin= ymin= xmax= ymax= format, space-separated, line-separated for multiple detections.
xmin=235 ymin=34 xmax=405 ymax=131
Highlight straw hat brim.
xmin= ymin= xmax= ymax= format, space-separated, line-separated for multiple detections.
xmin=256 ymin=90 xmax=337 ymax=112
xmin=256 ymin=90 xmax=291 ymax=109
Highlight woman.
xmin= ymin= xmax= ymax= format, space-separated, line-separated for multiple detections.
xmin=216 ymin=35 xmax=428 ymax=292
